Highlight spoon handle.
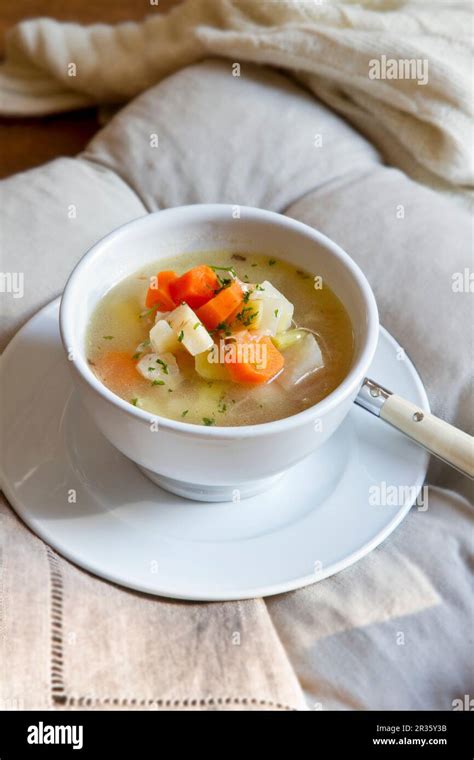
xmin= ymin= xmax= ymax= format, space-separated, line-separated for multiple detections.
xmin=356 ymin=378 xmax=474 ymax=479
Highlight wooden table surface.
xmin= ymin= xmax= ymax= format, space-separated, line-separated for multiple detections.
xmin=0 ymin=0 xmax=182 ymax=179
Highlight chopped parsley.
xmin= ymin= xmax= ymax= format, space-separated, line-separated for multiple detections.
xmin=178 ymin=330 xmax=184 ymax=343
xmin=242 ymin=290 xmax=250 ymax=303
xmin=148 ymin=367 xmax=156 ymax=372
xmin=202 ymin=417 xmax=215 ymax=426
xmin=274 ymin=308 xmax=279 ymax=318
xmin=156 ymin=358 xmax=168 ymax=374
xmin=209 ymin=264 xmax=237 ymax=291
xmin=212 ymin=322 xmax=232 ymax=336
xmin=268 ymin=259 xmax=276 ymax=266
xmin=209 ymin=265 xmax=237 ymax=277
xmin=255 ymin=284 xmax=265 ymax=291
xmin=132 ymin=352 xmax=141 ymax=360
xmin=152 ymin=379 xmax=165 ymax=386
xmin=130 ymin=398 xmax=138 ymax=406
xmin=193 ymin=321 xmax=202 ymax=330
xmin=103 ymin=335 xmax=114 ymax=340
xmin=181 ymin=409 xmax=189 ymax=417
xmin=213 ymin=277 xmax=232 ymax=293
xmin=218 ymin=399 xmax=227 ymax=414
xmin=139 ymin=305 xmax=158 ymax=320
xmin=236 ymin=306 xmax=257 ymax=327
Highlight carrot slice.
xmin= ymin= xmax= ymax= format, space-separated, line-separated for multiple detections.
xmin=195 ymin=281 xmax=243 ymax=331
xmin=226 ymin=333 xmax=285 ymax=385
xmin=169 ymin=265 xmax=219 ymax=309
xmin=93 ymin=351 xmax=143 ymax=395
xmin=145 ymin=270 xmax=178 ymax=310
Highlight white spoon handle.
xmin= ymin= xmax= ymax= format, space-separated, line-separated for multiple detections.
xmin=356 ymin=378 xmax=474 ymax=479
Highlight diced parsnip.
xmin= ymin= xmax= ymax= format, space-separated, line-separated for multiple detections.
xmin=195 ymin=349 xmax=231 ymax=381
xmin=166 ymin=303 xmax=214 ymax=356
xmin=278 ymin=333 xmax=324 ymax=390
xmin=272 ymin=328 xmax=306 ymax=351
xmin=136 ymin=352 xmax=183 ymax=389
xmin=249 ymin=281 xmax=294 ymax=336
xmin=149 ymin=319 xmax=181 ymax=354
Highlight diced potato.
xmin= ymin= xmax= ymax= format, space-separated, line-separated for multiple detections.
xmin=149 ymin=319 xmax=181 ymax=354
xmin=166 ymin=303 xmax=214 ymax=356
xmin=195 ymin=348 xmax=230 ymax=381
xmin=136 ymin=352 xmax=183 ymax=389
xmin=244 ymin=299 xmax=264 ymax=330
xmin=249 ymin=281 xmax=294 ymax=336
xmin=272 ymin=328 xmax=306 ymax=351
xmin=230 ymin=298 xmax=264 ymax=331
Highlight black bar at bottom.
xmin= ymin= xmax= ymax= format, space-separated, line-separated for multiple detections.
xmin=0 ymin=709 xmax=472 ymax=757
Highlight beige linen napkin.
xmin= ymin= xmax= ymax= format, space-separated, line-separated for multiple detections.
xmin=0 ymin=0 xmax=472 ymax=201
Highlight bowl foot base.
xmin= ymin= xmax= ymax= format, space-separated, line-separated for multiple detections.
xmin=137 ymin=467 xmax=285 ymax=503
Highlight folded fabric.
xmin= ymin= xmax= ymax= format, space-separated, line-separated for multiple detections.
xmin=0 ymin=0 xmax=472 ymax=203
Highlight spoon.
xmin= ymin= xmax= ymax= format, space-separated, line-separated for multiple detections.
xmin=356 ymin=378 xmax=473 ymax=479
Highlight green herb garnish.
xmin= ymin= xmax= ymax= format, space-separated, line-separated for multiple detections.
xmin=139 ymin=305 xmax=158 ymax=320
xmin=103 ymin=335 xmax=114 ymax=340
xmin=243 ymin=290 xmax=250 ymax=303
xmin=236 ymin=306 xmax=257 ymax=327
xmin=132 ymin=352 xmax=141 ymax=360
xmin=178 ymin=330 xmax=184 ymax=343
xmin=181 ymin=409 xmax=189 ymax=417
xmin=268 ymin=259 xmax=276 ymax=266
xmin=274 ymin=309 xmax=279 ymax=318
xmin=212 ymin=321 xmax=232 ymax=336
xmin=209 ymin=265 xmax=237 ymax=291
xmin=130 ymin=398 xmax=138 ymax=406
xmin=152 ymin=379 xmax=165 ymax=386
xmin=156 ymin=358 xmax=168 ymax=374
xmin=193 ymin=322 xmax=201 ymax=330
xmin=202 ymin=417 xmax=215 ymax=426
xmin=209 ymin=265 xmax=237 ymax=276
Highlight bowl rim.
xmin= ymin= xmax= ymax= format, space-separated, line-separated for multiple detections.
xmin=60 ymin=204 xmax=379 ymax=438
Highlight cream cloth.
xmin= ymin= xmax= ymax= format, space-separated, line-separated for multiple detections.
xmin=1 ymin=59 xmax=472 ymax=710
xmin=0 ymin=0 xmax=472 ymax=201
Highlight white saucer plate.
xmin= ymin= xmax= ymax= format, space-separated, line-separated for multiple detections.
xmin=1 ymin=299 xmax=429 ymax=601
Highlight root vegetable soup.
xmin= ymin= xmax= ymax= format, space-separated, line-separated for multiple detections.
xmin=86 ymin=251 xmax=354 ymax=426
